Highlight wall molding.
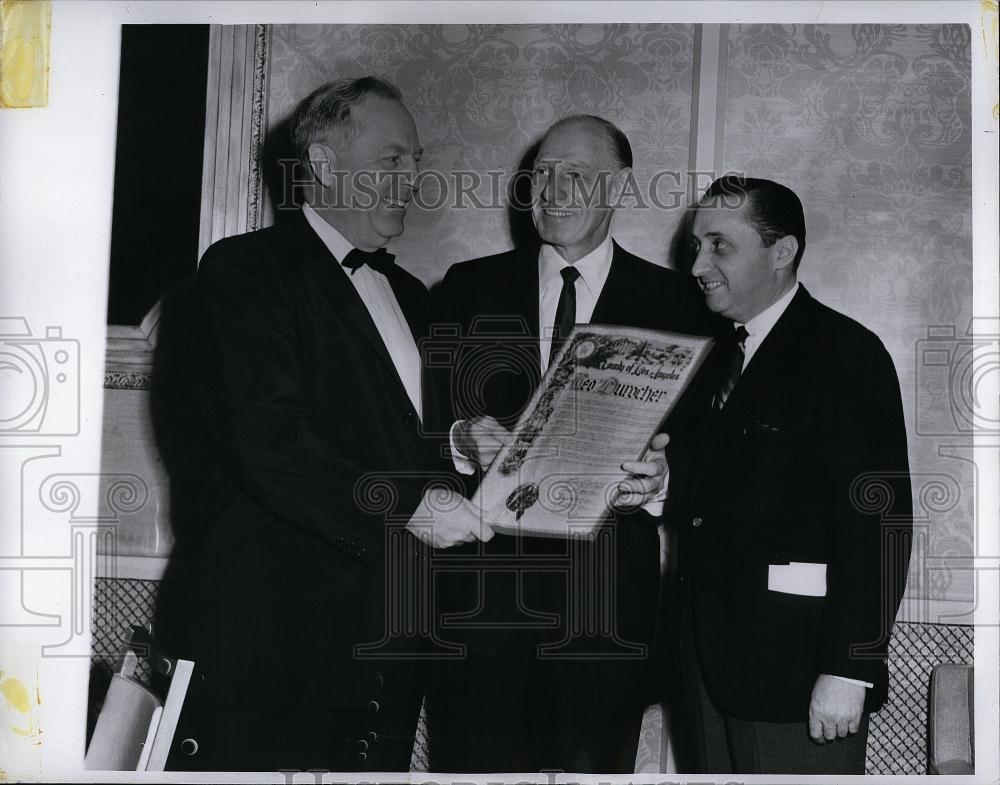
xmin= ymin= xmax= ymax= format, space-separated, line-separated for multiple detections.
xmin=104 ymin=299 xmax=160 ymax=383
xmin=97 ymin=556 xmax=168 ymax=581
xmin=689 ymin=23 xmax=727 ymax=177
xmin=103 ymin=369 xmax=152 ymax=391
xmin=198 ymin=23 xmax=271 ymax=261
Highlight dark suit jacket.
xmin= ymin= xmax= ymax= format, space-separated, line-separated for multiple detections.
xmin=431 ymin=241 xmax=710 ymax=654
xmin=684 ymin=286 xmax=912 ymax=722
xmin=184 ymin=212 xmax=443 ymax=714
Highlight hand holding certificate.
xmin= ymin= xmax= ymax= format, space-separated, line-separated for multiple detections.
xmin=473 ymin=325 xmax=713 ymax=538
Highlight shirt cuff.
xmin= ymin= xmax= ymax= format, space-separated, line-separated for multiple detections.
xmin=449 ymin=420 xmax=476 ymax=476
xmin=827 ymin=674 xmax=874 ymax=689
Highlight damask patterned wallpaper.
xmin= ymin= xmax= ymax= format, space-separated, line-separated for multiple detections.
xmin=264 ymin=24 xmax=695 ymax=283
xmin=262 ymin=23 xmax=973 ymax=609
xmin=720 ymin=24 xmax=974 ymax=608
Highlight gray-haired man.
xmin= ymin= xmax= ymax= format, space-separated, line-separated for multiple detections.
xmin=172 ymin=77 xmax=487 ymax=772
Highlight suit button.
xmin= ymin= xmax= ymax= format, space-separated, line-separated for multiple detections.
xmin=357 ymin=545 xmax=367 ymax=557
xmin=692 ymin=516 xmax=703 ymax=528
xmin=368 ymin=700 xmax=380 ymax=713
xmin=368 ymin=731 xmax=378 ymax=742
xmin=357 ymin=752 xmax=367 ymax=762
xmin=357 ymin=739 xmax=369 ymax=751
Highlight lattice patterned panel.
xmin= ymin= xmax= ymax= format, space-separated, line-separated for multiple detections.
xmin=91 ymin=578 xmax=160 ymax=676
xmin=866 ymin=621 xmax=974 ymax=775
xmin=88 ymin=578 xmax=162 ymax=744
xmin=410 ymin=697 xmax=430 ymax=771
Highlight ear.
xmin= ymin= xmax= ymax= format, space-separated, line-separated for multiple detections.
xmin=306 ymin=142 xmax=340 ymax=188
xmin=771 ymin=234 xmax=799 ymax=272
xmin=608 ymin=166 xmax=634 ymax=208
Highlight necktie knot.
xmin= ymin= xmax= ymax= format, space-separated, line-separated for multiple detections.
xmin=342 ymin=247 xmax=396 ymax=276
xmin=734 ymin=325 xmax=749 ymax=345
xmin=560 ymin=266 xmax=581 ymax=285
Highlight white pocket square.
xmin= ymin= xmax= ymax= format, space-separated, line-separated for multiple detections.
xmin=767 ymin=562 xmax=827 ymax=597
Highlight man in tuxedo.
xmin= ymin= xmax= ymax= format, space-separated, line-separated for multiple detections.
xmin=429 ymin=115 xmax=708 ymax=773
xmin=178 ymin=77 xmax=489 ymax=772
xmin=678 ymin=176 xmax=912 ymax=774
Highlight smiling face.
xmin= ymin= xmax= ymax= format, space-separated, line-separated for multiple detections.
xmin=691 ymin=200 xmax=796 ymax=323
xmin=530 ymin=121 xmax=625 ymax=262
xmin=310 ymin=95 xmax=422 ymax=250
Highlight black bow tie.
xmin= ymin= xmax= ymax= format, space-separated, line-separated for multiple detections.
xmin=342 ymin=247 xmax=396 ymax=276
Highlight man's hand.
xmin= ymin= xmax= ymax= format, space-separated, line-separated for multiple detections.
xmin=611 ymin=433 xmax=670 ymax=510
xmin=406 ymin=488 xmax=494 ymax=549
xmin=808 ymin=674 xmax=866 ymax=742
xmin=453 ymin=416 xmax=513 ymax=470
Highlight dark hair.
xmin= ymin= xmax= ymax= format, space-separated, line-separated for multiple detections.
xmin=543 ymin=114 xmax=633 ymax=170
xmin=701 ymin=176 xmax=807 ymax=271
xmin=290 ymin=76 xmax=403 ymax=164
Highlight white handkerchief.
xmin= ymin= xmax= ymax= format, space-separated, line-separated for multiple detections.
xmin=767 ymin=562 xmax=827 ymax=597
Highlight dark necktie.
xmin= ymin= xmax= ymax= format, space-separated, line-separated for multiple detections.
xmin=342 ymin=247 xmax=396 ymax=276
xmin=714 ymin=325 xmax=749 ymax=410
xmin=549 ymin=266 xmax=581 ymax=365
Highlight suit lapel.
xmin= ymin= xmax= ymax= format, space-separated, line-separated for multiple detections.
xmin=715 ymin=286 xmax=813 ymax=429
xmin=511 ymin=247 xmax=542 ymax=370
xmin=284 ymin=213 xmax=416 ymax=410
xmin=590 ymin=242 xmax=634 ymax=325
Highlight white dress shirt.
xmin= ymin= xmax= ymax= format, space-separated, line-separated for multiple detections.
xmin=737 ymin=281 xmax=799 ymax=371
xmin=537 ymin=234 xmax=615 ymax=372
xmin=738 ymin=281 xmax=872 ymax=691
xmin=302 ymin=203 xmax=423 ymax=421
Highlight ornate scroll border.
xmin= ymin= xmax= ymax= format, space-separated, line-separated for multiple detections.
xmin=247 ymin=23 xmax=271 ymax=233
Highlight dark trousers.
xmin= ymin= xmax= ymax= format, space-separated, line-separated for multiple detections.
xmin=429 ymin=647 xmax=647 ymax=773
xmin=429 ymin=526 xmax=658 ymax=774
xmin=676 ymin=589 xmax=869 ymax=775
xmin=429 ymin=651 xmax=545 ymax=773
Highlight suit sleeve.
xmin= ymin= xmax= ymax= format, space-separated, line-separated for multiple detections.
xmin=195 ymin=246 xmax=424 ymax=567
xmin=428 ymin=265 xmax=483 ymax=498
xmin=428 ymin=267 xmax=462 ymax=434
xmin=814 ymin=336 xmax=912 ymax=684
